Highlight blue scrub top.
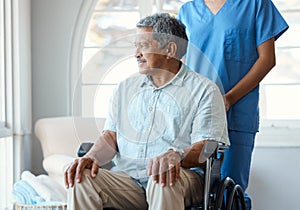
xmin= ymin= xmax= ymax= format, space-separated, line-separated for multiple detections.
xmin=178 ymin=0 xmax=288 ymax=133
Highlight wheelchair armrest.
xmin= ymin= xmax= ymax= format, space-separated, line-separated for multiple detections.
xmin=77 ymin=142 xmax=94 ymax=157
xmin=200 ymin=141 xmax=228 ymax=210
xmin=78 ymin=140 xmax=226 ymax=161
xmin=198 ymin=140 xmax=219 ymax=164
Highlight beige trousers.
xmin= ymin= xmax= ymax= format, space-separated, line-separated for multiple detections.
xmin=67 ymin=168 xmax=203 ymax=210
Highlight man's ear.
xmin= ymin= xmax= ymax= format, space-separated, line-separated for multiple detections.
xmin=165 ymin=42 xmax=177 ymax=58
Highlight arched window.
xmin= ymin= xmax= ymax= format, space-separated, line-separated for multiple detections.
xmin=73 ymin=0 xmax=300 ymax=145
xmin=78 ymin=0 xmax=186 ymax=118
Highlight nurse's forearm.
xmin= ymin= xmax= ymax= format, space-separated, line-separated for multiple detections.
xmin=225 ymin=38 xmax=275 ymax=107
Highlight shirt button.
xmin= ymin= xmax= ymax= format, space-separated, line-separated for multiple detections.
xmin=140 ymin=148 xmax=144 ymax=152
xmin=149 ymin=107 xmax=153 ymax=112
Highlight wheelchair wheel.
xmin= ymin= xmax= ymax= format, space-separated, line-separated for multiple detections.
xmin=225 ymin=184 xmax=246 ymax=210
xmin=214 ymin=177 xmax=235 ymax=210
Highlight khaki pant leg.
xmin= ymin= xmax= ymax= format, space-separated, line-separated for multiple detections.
xmin=146 ymin=168 xmax=203 ymax=210
xmin=67 ymin=168 xmax=148 ymax=210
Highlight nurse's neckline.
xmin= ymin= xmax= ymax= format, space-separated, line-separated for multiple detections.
xmin=203 ymin=0 xmax=227 ymax=15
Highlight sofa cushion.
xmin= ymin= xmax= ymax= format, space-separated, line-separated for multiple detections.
xmin=43 ymin=154 xmax=74 ymax=187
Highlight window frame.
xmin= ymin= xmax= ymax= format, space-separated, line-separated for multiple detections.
xmin=0 ymin=0 xmax=13 ymax=139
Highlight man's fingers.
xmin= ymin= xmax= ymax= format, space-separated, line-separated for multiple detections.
xmin=64 ymin=157 xmax=98 ymax=189
xmin=148 ymin=150 xmax=183 ymax=187
xmin=152 ymin=158 xmax=160 ymax=183
xmin=168 ymin=163 xmax=176 ymax=186
xmin=91 ymin=160 xmax=99 ymax=178
xmin=66 ymin=159 xmax=79 ymax=188
xmin=159 ymin=159 xmax=168 ymax=187
xmin=64 ymin=166 xmax=69 ymax=188
xmin=147 ymin=159 xmax=153 ymax=176
xmin=175 ymin=164 xmax=180 ymax=181
xmin=75 ymin=157 xmax=92 ymax=183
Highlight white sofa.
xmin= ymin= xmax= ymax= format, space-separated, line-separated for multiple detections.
xmin=34 ymin=116 xmax=106 ymax=188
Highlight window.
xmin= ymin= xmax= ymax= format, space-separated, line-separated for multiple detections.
xmin=0 ymin=0 xmax=14 ymax=209
xmin=81 ymin=0 xmax=187 ymax=118
xmin=78 ymin=0 xmax=299 ymax=145
xmin=254 ymin=0 xmax=300 ymax=146
xmin=81 ymin=1 xmax=140 ymax=117
xmin=260 ymin=1 xmax=300 ymax=121
xmin=0 ymin=0 xmax=13 ymax=137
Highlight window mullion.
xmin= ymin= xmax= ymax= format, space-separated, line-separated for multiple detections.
xmin=1 ymin=0 xmax=13 ymax=136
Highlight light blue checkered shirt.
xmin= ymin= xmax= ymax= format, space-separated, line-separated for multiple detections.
xmin=104 ymin=64 xmax=229 ymax=180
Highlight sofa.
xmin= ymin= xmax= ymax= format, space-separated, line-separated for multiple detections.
xmin=34 ymin=116 xmax=106 ymax=188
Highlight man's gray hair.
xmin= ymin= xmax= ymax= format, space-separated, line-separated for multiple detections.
xmin=136 ymin=13 xmax=188 ymax=59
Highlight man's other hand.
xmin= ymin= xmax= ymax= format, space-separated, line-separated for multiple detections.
xmin=147 ymin=150 xmax=181 ymax=187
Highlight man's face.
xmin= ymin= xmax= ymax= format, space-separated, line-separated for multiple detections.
xmin=134 ymin=27 xmax=167 ymax=75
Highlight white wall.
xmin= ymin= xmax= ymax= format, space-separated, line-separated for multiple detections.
xmin=248 ymin=146 xmax=300 ymax=210
xmin=30 ymin=0 xmax=83 ymax=174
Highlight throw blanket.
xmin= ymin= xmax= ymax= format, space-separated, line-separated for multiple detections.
xmin=12 ymin=180 xmax=45 ymax=205
xmin=13 ymin=171 xmax=67 ymax=205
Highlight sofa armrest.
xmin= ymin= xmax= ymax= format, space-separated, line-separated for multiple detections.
xmin=35 ymin=117 xmax=105 ymax=158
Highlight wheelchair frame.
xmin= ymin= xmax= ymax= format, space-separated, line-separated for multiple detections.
xmin=188 ymin=141 xmax=246 ymax=210
xmin=77 ymin=141 xmax=246 ymax=210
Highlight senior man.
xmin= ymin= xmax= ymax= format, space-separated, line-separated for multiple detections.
xmin=65 ymin=13 xmax=229 ymax=210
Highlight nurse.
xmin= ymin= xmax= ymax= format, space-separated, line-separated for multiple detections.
xmin=178 ymin=0 xmax=288 ymax=209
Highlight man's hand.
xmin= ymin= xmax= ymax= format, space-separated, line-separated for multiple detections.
xmin=147 ymin=150 xmax=181 ymax=187
xmin=64 ymin=156 xmax=99 ymax=188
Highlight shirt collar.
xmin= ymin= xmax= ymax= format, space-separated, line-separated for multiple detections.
xmin=140 ymin=63 xmax=187 ymax=89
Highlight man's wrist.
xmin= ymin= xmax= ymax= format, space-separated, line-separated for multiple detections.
xmin=168 ymin=147 xmax=185 ymax=160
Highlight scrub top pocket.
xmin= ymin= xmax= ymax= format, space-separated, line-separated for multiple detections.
xmin=224 ymin=29 xmax=257 ymax=64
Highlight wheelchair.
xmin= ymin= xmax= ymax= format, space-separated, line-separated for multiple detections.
xmin=187 ymin=140 xmax=246 ymax=210
xmin=77 ymin=140 xmax=246 ymax=210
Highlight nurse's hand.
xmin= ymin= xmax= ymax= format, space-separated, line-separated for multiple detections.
xmin=147 ymin=150 xmax=181 ymax=187
xmin=224 ymin=94 xmax=232 ymax=111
